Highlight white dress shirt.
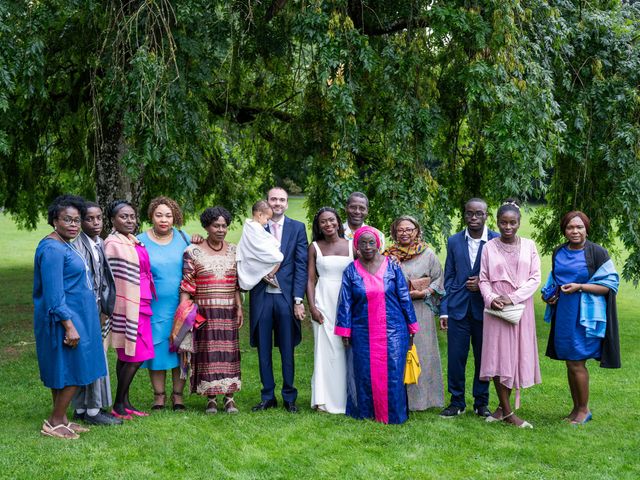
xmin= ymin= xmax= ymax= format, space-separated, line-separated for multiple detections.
xmin=342 ymin=222 xmax=386 ymax=251
xmin=465 ymin=225 xmax=489 ymax=268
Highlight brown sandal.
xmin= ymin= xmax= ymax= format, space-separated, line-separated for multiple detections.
xmin=224 ymin=396 xmax=239 ymax=414
xmin=205 ymin=398 xmax=217 ymax=414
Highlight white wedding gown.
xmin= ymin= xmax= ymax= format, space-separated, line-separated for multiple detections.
xmin=310 ymin=241 xmax=353 ymax=413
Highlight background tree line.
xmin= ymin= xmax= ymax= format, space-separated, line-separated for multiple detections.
xmin=1 ymin=1 xmax=639 ymax=280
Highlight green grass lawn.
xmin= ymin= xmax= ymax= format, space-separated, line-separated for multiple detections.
xmin=0 ymin=199 xmax=638 ymax=479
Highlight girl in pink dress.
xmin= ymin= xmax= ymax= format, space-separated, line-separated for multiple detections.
xmin=479 ymin=200 xmax=541 ymax=428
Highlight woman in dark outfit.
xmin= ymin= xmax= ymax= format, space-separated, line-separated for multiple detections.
xmin=542 ymin=211 xmax=620 ymax=425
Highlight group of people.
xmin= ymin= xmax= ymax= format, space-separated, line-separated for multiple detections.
xmin=438 ymin=199 xmax=620 ymax=428
xmin=32 ymin=188 xmax=621 ymax=438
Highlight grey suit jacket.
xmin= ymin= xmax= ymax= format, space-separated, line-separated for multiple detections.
xmin=76 ymin=232 xmax=116 ymax=316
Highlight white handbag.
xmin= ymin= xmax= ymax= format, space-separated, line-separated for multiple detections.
xmin=484 ymin=304 xmax=525 ymax=325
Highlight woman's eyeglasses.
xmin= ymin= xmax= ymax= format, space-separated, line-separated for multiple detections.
xmin=59 ymin=217 xmax=82 ymax=226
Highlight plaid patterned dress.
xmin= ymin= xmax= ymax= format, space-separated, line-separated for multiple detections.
xmin=180 ymin=243 xmax=241 ymax=396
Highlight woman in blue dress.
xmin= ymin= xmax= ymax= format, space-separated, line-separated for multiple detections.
xmin=138 ymin=197 xmax=191 ymax=410
xmin=33 ymin=195 xmax=107 ymax=439
xmin=542 ymin=211 xmax=620 ymax=425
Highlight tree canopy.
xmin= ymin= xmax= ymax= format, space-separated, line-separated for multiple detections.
xmin=1 ymin=1 xmax=639 ymax=280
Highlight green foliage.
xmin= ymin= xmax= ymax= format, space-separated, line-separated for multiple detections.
xmin=1 ymin=0 xmax=639 ymax=278
xmin=530 ymin=1 xmax=640 ymax=282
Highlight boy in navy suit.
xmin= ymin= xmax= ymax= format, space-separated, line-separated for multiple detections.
xmin=439 ymin=198 xmax=499 ymax=418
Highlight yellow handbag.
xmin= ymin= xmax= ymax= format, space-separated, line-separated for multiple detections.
xmin=404 ymin=344 xmax=421 ymax=385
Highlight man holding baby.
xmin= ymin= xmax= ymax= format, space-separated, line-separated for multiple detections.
xmin=247 ymin=187 xmax=308 ymax=413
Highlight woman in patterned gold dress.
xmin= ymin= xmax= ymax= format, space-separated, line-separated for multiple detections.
xmin=180 ymin=206 xmax=244 ymax=414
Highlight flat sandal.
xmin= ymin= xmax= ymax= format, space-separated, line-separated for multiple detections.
xmin=224 ymin=396 xmax=239 ymax=414
xmin=485 ymin=406 xmax=504 ymax=423
xmin=205 ymin=398 xmax=217 ymax=414
xmin=68 ymin=422 xmax=90 ymax=433
xmin=502 ymin=411 xmax=533 ymax=429
xmin=41 ymin=420 xmax=79 ymax=440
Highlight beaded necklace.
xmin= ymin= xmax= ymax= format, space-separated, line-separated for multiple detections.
xmin=53 ymin=230 xmax=93 ymax=290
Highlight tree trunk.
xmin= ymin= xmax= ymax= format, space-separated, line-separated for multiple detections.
xmin=95 ymin=120 xmax=141 ymax=232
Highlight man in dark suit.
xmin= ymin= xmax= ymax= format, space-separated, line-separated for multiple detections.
xmin=439 ymin=198 xmax=499 ymax=418
xmin=250 ymin=187 xmax=308 ymax=413
xmin=72 ymin=201 xmax=121 ymax=425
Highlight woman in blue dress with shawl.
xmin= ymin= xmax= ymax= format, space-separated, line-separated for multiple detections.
xmin=542 ymin=211 xmax=620 ymax=425
xmin=335 ymin=226 xmax=419 ymax=424
xmin=33 ymin=195 xmax=107 ymax=439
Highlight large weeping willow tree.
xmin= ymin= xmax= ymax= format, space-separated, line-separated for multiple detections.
xmin=1 ymin=0 xmax=639 ymax=280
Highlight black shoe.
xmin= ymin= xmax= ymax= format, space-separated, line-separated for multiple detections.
xmin=152 ymin=391 xmax=166 ymax=410
xmin=474 ymin=405 xmax=492 ymax=418
xmin=172 ymin=391 xmax=186 ymax=411
xmin=283 ymin=401 xmax=298 ymax=413
xmin=439 ymin=405 xmax=465 ymax=418
xmin=72 ymin=411 xmax=85 ymax=421
xmin=84 ymin=410 xmax=124 ymax=425
xmin=252 ymin=399 xmax=278 ymax=411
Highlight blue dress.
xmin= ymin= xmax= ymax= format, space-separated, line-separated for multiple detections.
xmin=33 ymin=238 xmax=107 ymax=389
xmin=336 ymin=259 xmax=419 ymax=424
xmin=554 ymin=246 xmax=602 ymax=360
xmin=139 ymin=229 xmax=190 ymax=370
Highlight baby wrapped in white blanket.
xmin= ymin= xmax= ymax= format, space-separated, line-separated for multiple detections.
xmin=236 ymin=201 xmax=284 ymax=291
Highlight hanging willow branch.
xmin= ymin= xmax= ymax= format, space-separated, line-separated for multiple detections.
xmin=91 ymin=0 xmax=179 ymax=154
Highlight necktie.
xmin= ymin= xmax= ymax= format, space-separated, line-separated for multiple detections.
xmin=94 ymin=242 xmax=104 ymax=285
xmin=95 ymin=241 xmax=104 ymax=263
xmin=271 ymin=222 xmax=281 ymax=241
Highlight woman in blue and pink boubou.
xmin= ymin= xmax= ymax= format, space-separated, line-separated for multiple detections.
xmin=335 ymin=226 xmax=419 ymax=424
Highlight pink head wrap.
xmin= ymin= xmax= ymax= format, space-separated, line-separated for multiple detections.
xmin=353 ymin=226 xmax=381 ymax=249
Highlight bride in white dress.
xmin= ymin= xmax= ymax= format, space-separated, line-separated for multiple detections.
xmin=306 ymin=207 xmax=353 ymax=413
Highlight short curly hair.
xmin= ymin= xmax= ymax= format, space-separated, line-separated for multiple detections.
xmin=47 ymin=195 xmax=86 ymax=227
xmin=147 ymin=196 xmax=184 ymax=227
xmin=390 ymin=215 xmax=422 ymax=242
xmin=200 ymin=206 xmax=232 ymax=228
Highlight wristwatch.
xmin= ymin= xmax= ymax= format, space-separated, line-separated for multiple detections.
xmin=294 ymin=298 xmax=303 ymax=305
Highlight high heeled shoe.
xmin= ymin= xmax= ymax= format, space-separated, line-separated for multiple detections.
xmin=172 ymin=391 xmax=186 ymax=411
xmin=152 ymin=391 xmax=166 ymax=411
xmin=571 ymin=411 xmax=592 ymax=426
